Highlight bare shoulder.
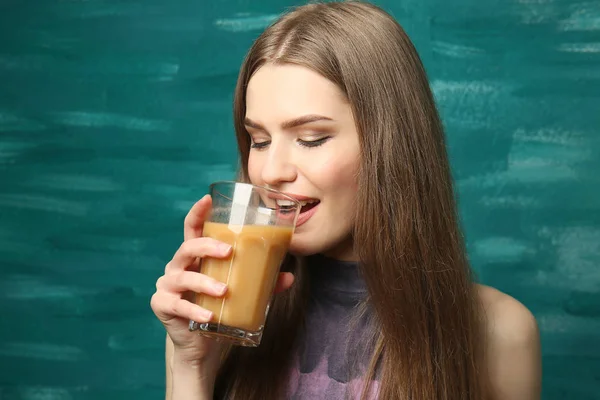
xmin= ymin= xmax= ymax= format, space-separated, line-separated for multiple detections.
xmin=476 ymin=284 xmax=539 ymax=341
xmin=475 ymin=284 xmax=542 ymax=400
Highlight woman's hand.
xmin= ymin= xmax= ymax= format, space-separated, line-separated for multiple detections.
xmin=150 ymin=195 xmax=295 ymax=365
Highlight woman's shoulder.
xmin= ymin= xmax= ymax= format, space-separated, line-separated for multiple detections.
xmin=474 ymin=284 xmax=542 ymax=399
xmin=475 ymin=284 xmax=538 ymax=340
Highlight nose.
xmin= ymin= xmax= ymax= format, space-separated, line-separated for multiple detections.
xmin=260 ymin=139 xmax=297 ymax=187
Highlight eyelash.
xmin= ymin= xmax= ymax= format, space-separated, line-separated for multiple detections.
xmin=250 ymin=137 xmax=331 ymax=150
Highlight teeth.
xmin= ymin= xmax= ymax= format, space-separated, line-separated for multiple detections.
xmin=276 ymin=199 xmax=319 ymax=207
xmin=299 ymin=199 xmax=318 ymax=207
xmin=276 ymin=200 xmax=296 ymax=207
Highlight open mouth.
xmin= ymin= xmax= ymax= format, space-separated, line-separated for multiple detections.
xmin=299 ymin=199 xmax=319 ymax=214
xmin=276 ymin=199 xmax=319 ymax=211
xmin=275 ymin=198 xmax=320 ymax=225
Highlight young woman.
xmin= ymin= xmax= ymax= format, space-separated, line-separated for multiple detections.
xmin=151 ymin=2 xmax=542 ymax=399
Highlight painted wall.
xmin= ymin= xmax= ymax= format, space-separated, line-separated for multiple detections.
xmin=0 ymin=0 xmax=598 ymax=398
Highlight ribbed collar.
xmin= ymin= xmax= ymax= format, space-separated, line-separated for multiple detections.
xmin=306 ymin=254 xmax=368 ymax=297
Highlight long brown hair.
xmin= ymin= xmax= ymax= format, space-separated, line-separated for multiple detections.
xmin=215 ymin=2 xmax=487 ymax=399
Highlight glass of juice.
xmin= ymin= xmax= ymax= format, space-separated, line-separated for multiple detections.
xmin=189 ymin=181 xmax=301 ymax=347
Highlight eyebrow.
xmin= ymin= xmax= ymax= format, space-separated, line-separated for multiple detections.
xmin=244 ymin=114 xmax=334 ymax=131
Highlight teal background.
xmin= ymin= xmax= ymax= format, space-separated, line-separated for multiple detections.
xmin=0 ymin=0 xmax=599 ymax=399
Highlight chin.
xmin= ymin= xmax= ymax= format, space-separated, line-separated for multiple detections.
xmin=287 ymin=246 xmax=319 ymax=257
xmin=288 ymin=234 xmax=349 ymax=259
xmin=287 ymin=237 xmax=323 ymax=257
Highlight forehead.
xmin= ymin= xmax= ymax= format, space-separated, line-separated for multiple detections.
xmin=245 ymin=63 xmax=348 ymax=119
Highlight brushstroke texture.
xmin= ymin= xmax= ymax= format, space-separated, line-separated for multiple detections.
xmin=214 ymin=14 xmax=280 ymax=32
xmin=0 ymin=0 xmax=598 ymax=399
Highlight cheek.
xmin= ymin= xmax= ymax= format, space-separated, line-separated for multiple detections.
xmin=247 ymin=155 xmax=261 ymax=185
xmin=315 ymin=155 xmax=359 ymax=195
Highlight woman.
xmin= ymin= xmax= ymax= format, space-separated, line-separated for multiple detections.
xmin=151 ymin=2 xmax=542 ymax=399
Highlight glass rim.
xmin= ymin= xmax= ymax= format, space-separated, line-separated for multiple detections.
xmin=209 ymin=180 xmax=301 ymax=208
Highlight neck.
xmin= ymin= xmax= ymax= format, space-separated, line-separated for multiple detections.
xmin=322 ymin=236 xmax=357 ymax=262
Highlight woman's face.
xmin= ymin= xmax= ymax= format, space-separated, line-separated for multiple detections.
xmin=245 ymin=63 xmax=360 ymax=261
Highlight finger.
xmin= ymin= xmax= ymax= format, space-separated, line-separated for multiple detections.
xmin=273 ymin=272 xmax=295 ymax=294
xmin=164 ymin=256 xmax=200 ymax=275
xmin=184 ymin=195 xmax=212 ymax=241
xmin=165 ymin=237 xmax=232 ymax=274
xmin=158 ymin=271 xmax=228 ymax=298
xmin=150 ymin=291 xmax=213 ymax=323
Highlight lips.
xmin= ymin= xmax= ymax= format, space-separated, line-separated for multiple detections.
xmin=275 ymin=198 xmax=318 ymax=209
xmin=299 ymin=200 xmax=319 ymax=213
xmin=271 ymin=193 xmax=320 ymax=227
xmin=295 ymin=200 xmax=320 ymax=228
xmin=268 ymin=192 xmax=317 ymax=202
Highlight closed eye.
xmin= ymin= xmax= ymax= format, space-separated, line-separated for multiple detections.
xmin=250 ymin=140 xmax=270 ymax=150
xmin=298 ymin=136 xmax=330 ymax=148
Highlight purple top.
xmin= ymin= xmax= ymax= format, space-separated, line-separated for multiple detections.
xmin=286 ymin=254 xmax=380 ymax=399
xmin=214 ymin=255 xmax=380 ymax=399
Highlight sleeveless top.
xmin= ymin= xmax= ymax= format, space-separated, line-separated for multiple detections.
xmin=214 ymin=255 xmax=380 ymax=399
xmin=286 ymin=254 xmax=380 ymax=399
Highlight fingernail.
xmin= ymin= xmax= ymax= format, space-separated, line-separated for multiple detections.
xmin=219 ymin=244 xmax=232 ymax=253
xmin=200 ymin=309 xmax=213 ymax=321
xmin=214 ymin=282 xmax=227 ymax=294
